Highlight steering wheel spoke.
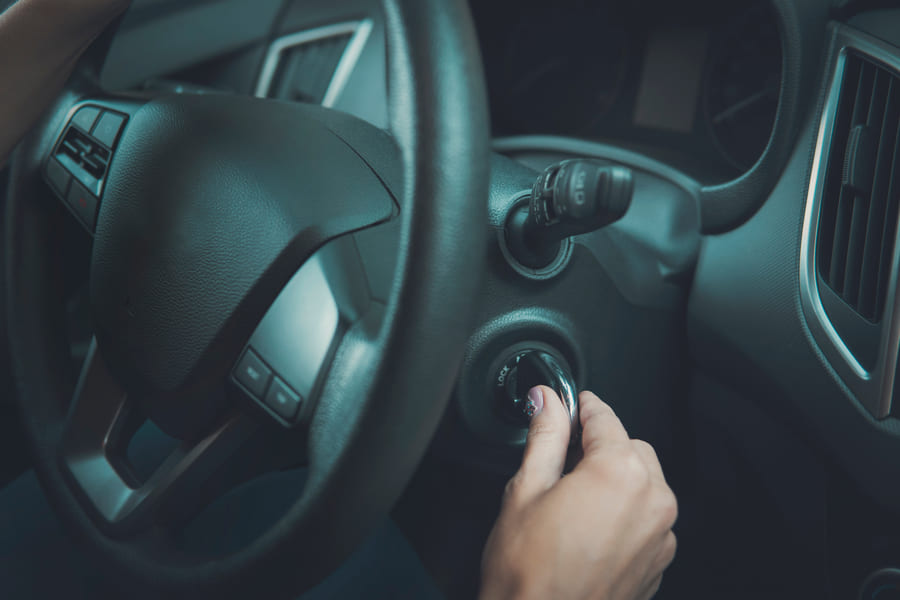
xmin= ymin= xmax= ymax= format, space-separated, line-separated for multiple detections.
xmin=60 ymin=339 xmax=261 ymax=537
xmin=230 ymin=235 xmax=373 ymax=429
xmin=42 ymin=97 xmax=144 ymax=234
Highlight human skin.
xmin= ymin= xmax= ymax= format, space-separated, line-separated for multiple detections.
xmin=480 ymin=387 xmax=678 ymax=600
xmin=0 ymin=0 xmax=130 ymax=165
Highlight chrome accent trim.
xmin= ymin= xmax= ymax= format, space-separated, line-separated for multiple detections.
xmin=531 ymin=351 xmax=580 ymax=444
xmin=254 ymin=20 xmax=373 ymax=108
xmin=322 ymin=20 xmax=373 ymax=108
xmin=800 ymin=26 xmax=900 ymax=418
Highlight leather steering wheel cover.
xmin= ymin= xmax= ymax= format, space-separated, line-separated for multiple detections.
xmin=4 ymin=0 xmax=489 ymax=597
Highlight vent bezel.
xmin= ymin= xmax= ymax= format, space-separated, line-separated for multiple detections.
xmin=801 ymin=25 xmax=900 ymax=419
xmin=254 ymin=20 xmax=373 ymax=107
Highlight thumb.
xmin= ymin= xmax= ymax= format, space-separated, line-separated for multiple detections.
xmin=515 ymin=386 xmax=572 ymax=500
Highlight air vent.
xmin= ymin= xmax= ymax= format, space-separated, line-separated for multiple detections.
xmin=266 ymin=34 xmax=352 ymax=104
xmin=800 ymin=29 xmax=900 ymax=418
xmin=816 ymin=52 xmax=900 ymax=322
xmin=254 ymin=21 xmax=373 ymax=107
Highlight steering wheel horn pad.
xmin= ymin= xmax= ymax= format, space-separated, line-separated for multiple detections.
xmin=92 ymin=94 xmax=395 ymax=438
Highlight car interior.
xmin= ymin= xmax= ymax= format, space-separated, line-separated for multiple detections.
xmin=4 ymin=0 xmax=900 ymax=598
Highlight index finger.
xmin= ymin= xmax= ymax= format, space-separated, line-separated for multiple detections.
xmin=579 ymin=391 xmax=630 ymax=456
xmin=515 ymin=386 xmax=572 ymax=499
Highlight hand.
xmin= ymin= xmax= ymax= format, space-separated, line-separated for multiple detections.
xmin=479 ymin=387 xmax=677 ymax=600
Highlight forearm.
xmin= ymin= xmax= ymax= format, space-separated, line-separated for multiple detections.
xmin=0 ymin=0 xmax=129 ymax=165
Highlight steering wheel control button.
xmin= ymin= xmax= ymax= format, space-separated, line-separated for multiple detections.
xmin=71 ymin=106 xmax=101 ymax=133
xmin=45 ymin=158 xmax=71 ymax=197
xmin=66 ymin=180 xmax=99 ymax=231
xmin=52 ymin=124 xmax=110 ymax=199
xmin=264 ymin=377 xmax=302 ymax=421
xmin=92 ymin=111 xmax=127 ymax=149
xmin=233 ymin=349 xmax=272 ymax=400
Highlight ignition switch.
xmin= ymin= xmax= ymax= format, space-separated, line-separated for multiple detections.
xmin=494 ymin=349 xmax=579 ymax=443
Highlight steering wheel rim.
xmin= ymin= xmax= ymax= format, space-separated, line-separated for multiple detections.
xmin=4 ymin=0 xmax=489 ymax=596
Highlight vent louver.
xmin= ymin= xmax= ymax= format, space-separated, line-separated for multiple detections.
xmin=817 ymin=52 xmax=900 ymax=322
xmin=265 ymin=34 xmax=352 ymax=104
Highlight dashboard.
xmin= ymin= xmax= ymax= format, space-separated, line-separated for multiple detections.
xmin=14 ymin=0 xmax=900 ymax=597
xmin=473 ymin=0 xmax=782 ymax=182
xmin=79 ymin=0 xmax=900 ymax=534
xmin=100 ymin=0 xmax=782 ymax=184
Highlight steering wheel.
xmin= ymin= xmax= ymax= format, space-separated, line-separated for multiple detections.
xmin=5 ymin=0 xmax=488 ymax=596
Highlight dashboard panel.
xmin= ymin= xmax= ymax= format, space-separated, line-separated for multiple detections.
xmin=472 ymin=0 xmax=782 ymax=183
xmin=102 ymin=0 xmax=781 ymax=186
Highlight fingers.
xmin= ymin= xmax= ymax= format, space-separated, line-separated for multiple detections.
xmin=637 ymin=575 xmax=663 ymax=600
xmin=578 ymin=391 xmax=629 ymax=457
xmin=511 ymin=386 xmax=571 ymax=502
xmin=636 ymin=532 xmax=677 ymax=600
xmin=658 ymin=530 xmax=677 ymax=570
xmin=631 ymin=439 xmax=665 ymax=483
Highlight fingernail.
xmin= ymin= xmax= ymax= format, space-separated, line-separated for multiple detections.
xmin=525 ymin=386 xmax=544 ymax=418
